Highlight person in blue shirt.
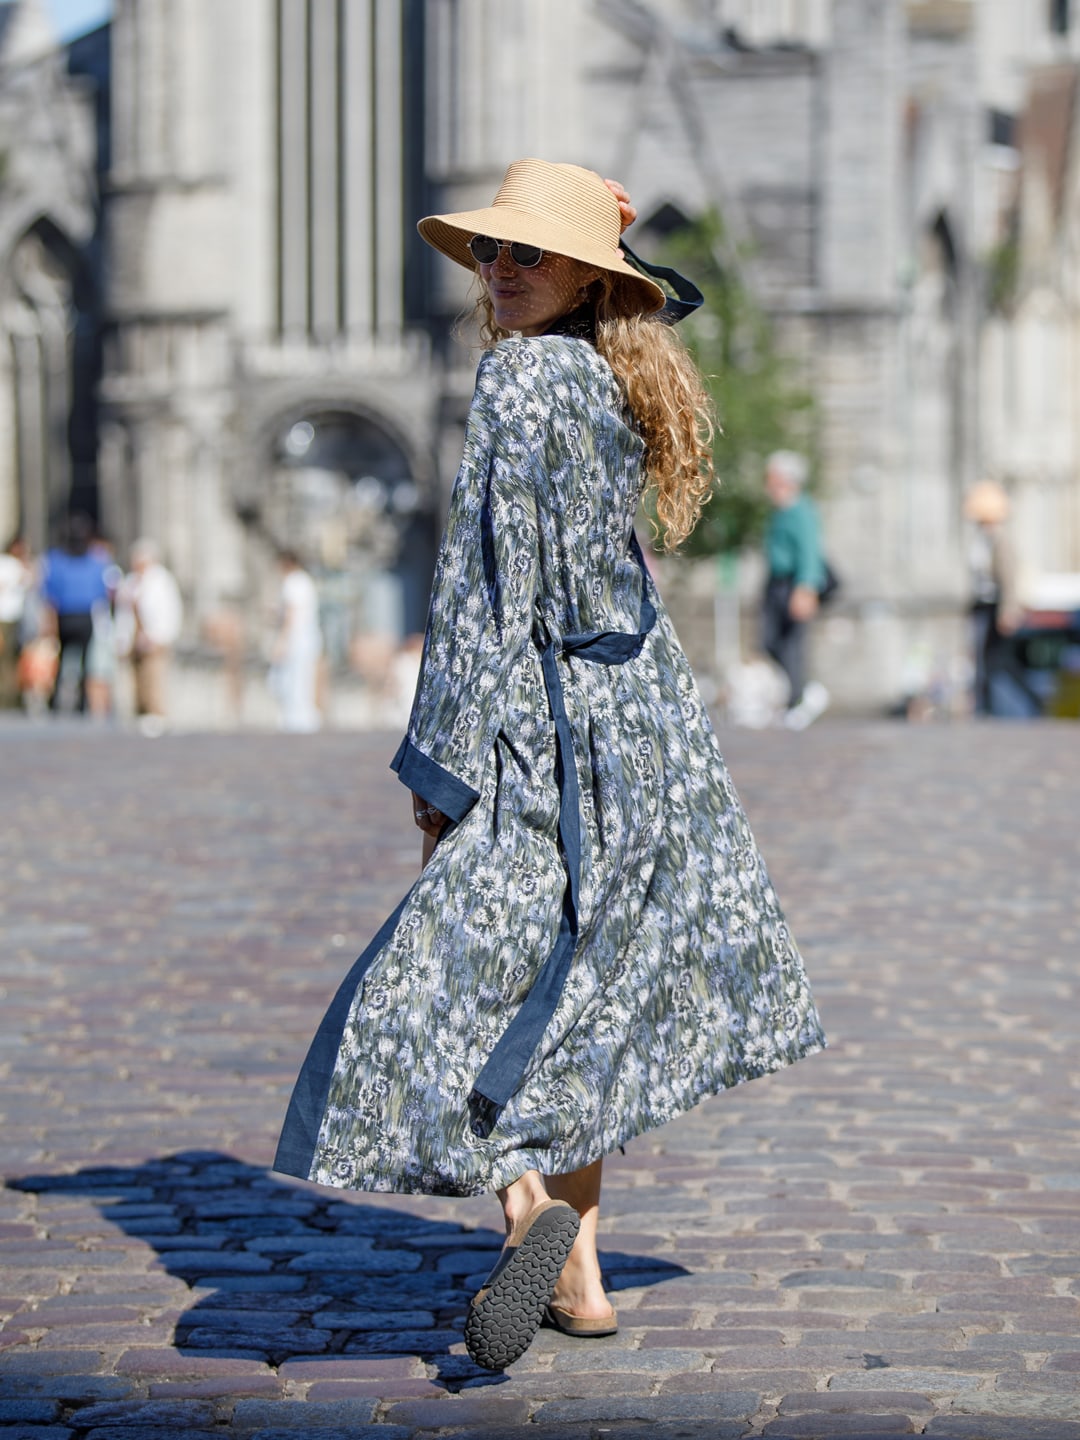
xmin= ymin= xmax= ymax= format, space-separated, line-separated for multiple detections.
xmin=762 ymin=451 xmax=830 ymax=728
xmin=39 ymin=513 xmax=110 ymax=715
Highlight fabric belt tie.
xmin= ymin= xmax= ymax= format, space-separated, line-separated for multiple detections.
xmin=467 ymin=536 xmax=657 ymax=1140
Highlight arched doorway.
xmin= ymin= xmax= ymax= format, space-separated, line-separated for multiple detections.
xmin=1 ymin=218 xmax=99 ymax=550
xmin=260 ymin=407 xmax=437 ymax=674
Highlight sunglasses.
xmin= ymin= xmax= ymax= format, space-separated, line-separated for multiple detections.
xmin=468 ymin=234 xmax=544 ymax=268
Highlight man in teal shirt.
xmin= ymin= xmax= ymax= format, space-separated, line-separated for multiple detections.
xmin=762 ymin=451 xmax=829 ymax=728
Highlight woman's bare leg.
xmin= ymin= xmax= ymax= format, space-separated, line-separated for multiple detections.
xmin=495 ymin=1168 xmax=550 ymax=1235
xmin=545 ymin=1158 xmax=614 ymax=1318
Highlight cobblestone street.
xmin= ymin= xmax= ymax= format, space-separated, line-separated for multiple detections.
xmin=0 ymin=718 xmax=1077 ymax=1439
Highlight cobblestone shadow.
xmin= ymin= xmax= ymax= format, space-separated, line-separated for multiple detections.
xmin=11 ymin=1150 xmax=687 ymax=1389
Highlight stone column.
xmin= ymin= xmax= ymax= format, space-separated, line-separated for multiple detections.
xmin=133 ymin=0 xmax=172 ymax=179
xmin=374 ymin=0 xmax=404 ymax=338
xmin=11 ymin=328 xmax=46 ymax=551
xmin=310 ymin=0 xmax=340 ymax=340
xmin=343 ymin=0 xmax=374 ymax=341
xmin=39 ymin=301 xmax=71 ymax=528
xmin=0 ymin=324 xmax=17 ymax=545
xmin=229 ymin=0 xmax=276 ymax=337
xmin=819 ymin=0 xmax=901 ymax=303
xmin=110 ymin=0 xmax=138 ymax=181
xmin=279 ymin=0 xmax=310 ymax=338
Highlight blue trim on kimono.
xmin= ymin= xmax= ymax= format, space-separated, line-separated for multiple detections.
xmin=466 ymin=535 xmax=657 ymax=1139
xmin=273 ymin=889 xmax=414 ymax=1179
xmin=391 ymin=736 xmax=480 ymax=824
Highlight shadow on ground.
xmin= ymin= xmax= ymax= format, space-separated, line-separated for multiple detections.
xmin=10 ymin=1151 xmax=688 ymax=1390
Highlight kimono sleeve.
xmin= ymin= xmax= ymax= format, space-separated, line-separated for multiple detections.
xmin=391 ymin=344 xmax=543 ymax=822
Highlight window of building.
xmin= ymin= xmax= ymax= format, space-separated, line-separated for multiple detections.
xmin=1050 ymin=0 xmax=1071 ymax=36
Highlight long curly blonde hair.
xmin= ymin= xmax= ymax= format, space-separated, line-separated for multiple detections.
xmin=470 ymin=272 xmax=716 ymax=551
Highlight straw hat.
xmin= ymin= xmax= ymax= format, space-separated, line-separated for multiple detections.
xmin=417 ymin=158 xmax=666 ymax=317
xmin=963 ymin=480 xmax=1010 ymax=524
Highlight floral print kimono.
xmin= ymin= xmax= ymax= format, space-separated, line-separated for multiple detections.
xmin=275 ymin=333 xmax=826 ymax=1198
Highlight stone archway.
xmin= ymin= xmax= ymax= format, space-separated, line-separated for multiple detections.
xmin=1 ymin=218 xmax=97 ymax=550
xmin=257 ymin=406 xmax=437 ymax=675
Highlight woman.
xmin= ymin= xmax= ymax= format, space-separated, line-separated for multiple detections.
xmin=269 ymin=548 xmax=323 ymax=733
xmin=275 ymin=159 xmax=826 ymax=1371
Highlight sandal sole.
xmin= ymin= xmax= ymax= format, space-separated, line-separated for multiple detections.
xmin=541 ymin=1302 xmax=619 ymax=1337
xmin=464 ymin=1202 xmax=580 ymax=1370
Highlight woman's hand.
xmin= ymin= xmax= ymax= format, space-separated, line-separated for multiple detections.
xmin=603 ymin=178 xmax=637 ymax=233
xmin=411 ymin=791 xmax=447 ymax=839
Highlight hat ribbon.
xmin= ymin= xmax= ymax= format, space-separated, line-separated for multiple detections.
xmin=620 ymin=241 xmax=704 ymax=325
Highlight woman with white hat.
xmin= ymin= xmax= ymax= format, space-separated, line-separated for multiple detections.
xmin=275 ymin=159 xmax=826 ymax=1370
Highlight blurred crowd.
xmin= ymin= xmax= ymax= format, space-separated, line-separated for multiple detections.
xmin=0 ymin=521 xmax=424 ymax=736
xmin=0 ymin=515 xmax=182 ymax=735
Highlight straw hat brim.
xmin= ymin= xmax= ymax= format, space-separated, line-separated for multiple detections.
xmin=418 ymin=207 xmax=666 ymax=316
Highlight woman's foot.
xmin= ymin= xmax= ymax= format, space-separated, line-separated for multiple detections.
xmin=463 ymin=1196 xmax=580 ymax=1370
xmin=548 ymin=1252 xmax=617 ymax=1325
xmin=544 ymin=1251 xmax=618 ymax=1337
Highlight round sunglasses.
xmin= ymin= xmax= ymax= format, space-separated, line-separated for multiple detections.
xmin=468 ymin=234 xmax=544 ymax=268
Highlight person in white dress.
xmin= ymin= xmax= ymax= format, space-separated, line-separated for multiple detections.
xmin=270 ymin=549 xmax=322 ymax=733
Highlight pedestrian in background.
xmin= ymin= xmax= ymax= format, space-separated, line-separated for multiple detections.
xmin=761 ymin=450 xmax=830 ymax=729
xmin=0 ymin=536 xmax=31 ymax=708
xmin=10 ymin=538 xmax=54 ymax=715
xmin=85 ymin=531 xmax=123 ymax=721
xmin=117 ymin=539 xmax=182 ymax=735
xmin=268 ymin=549 xmax=323 ymax=733
xmin=39 ymin=513 xmax=110 ymax=715
xmin=275 ymin=161 xmax=826 ymax=1373
xmin=964 ymin=479 xmax=1027 ymax=716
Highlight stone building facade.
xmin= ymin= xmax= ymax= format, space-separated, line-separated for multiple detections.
xmin=97 ymin=0 xmax=441 ymax=664
xmin=3 ymin=0 xmax=1079 ymax=712
xmin=979 ymin=13 xmax=1080 ymax=601
xmin=0 ymin=0 xmax=104 ymax=553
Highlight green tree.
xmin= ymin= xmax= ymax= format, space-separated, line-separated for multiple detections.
xmin=650 ymin=212 xmax=817 ymax=557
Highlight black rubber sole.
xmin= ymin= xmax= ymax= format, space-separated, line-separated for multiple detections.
xmin=464 ymin=1201 xmax=581 ymax=1370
